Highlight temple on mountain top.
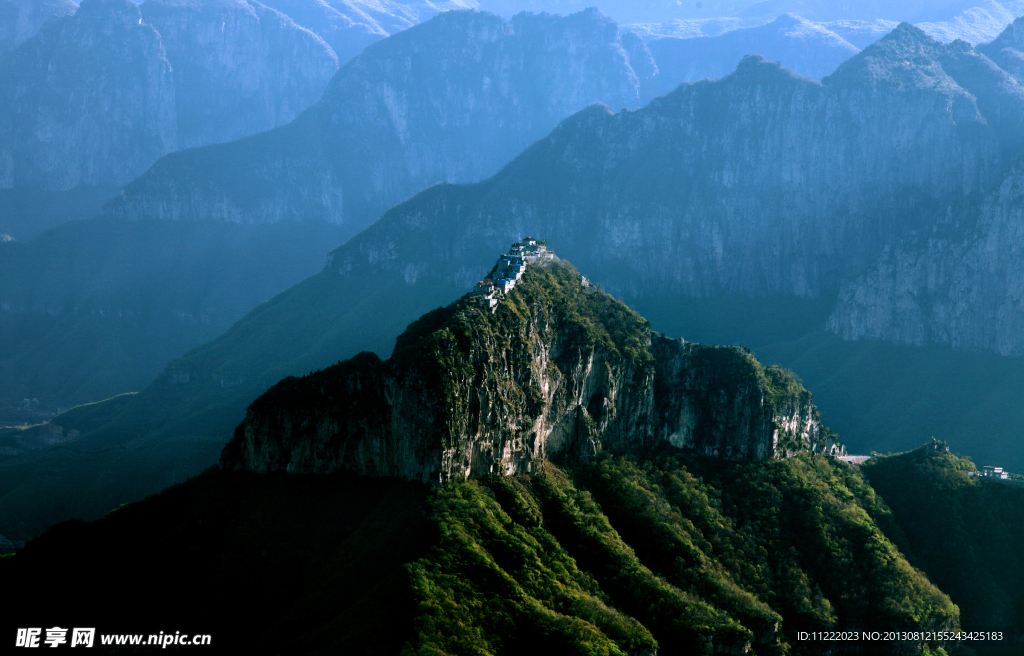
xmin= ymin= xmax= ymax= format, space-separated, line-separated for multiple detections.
xmin=472 ymin=238 xmax=554 ymax=310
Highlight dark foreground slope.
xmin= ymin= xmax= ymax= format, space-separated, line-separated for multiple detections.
xmin=0 ymin=454 xmax=960 ymax=655
xmin=863 ymin=446 xmax=1024 ymax=638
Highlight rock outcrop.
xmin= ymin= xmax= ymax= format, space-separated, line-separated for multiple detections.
xmin=222 ymin=258 xmax=841 ymax=483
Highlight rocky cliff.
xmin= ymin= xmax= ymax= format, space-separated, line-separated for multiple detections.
xmin=222 ymin=258 xmax=841 ymax=483
xmin=0 ymin=0 xmax=342 ymax=190
xmin=827 ymin=159 xmax=1024 ymax=356
xmin=139 ymin=0 xmax=339 ymax=149
xmin=0 ymin=0 xmax=77 ymax=55
xmin=102 ymin=8 xmax=657 ymax=236
xmin=0 ymin=0 xmax=177 ymax=190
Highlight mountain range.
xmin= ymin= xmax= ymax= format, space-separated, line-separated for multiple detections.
xmin=0 ymin=8 xmax=663 ymax=422
xmin=10 ymin=20 xmax=1024 ymax=544
xmin=0 ymin=0 xmax=477 ymax=241
xmin=5 ymin=268 xmax=1019 ymax=652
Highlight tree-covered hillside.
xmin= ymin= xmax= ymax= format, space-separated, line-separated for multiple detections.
xmin=2 ymin=453 xmax=961 ymax=655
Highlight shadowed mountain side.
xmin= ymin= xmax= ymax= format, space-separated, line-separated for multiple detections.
xmin=0 ymin=218 xmax=351 ymax=418
xmin=101 ymin=8 xmax=657 ymax=233
xmin=0 ymin=443 xmax=961 ymax=653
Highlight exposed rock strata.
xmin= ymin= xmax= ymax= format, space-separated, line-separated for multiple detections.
xmin=223 ymin=261 xmax=841 ymax=483
xmin=827 ymin=160 xmax=1024 ymax=356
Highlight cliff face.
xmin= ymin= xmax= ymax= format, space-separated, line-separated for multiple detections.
xmin=0 ymin=0 xmax=77 ymax=55
xmin=827 ymin=160 xmax=1024 ymax=356
xmin=222 ymin=260 xmax=841 ymax=483
xmin=140 ymin=0 xmax=339 ymax=149
xmin=0 ymin=0 xmax=177 ymax=190
xmin=102 ymin=8 xmax=656 ymax=237
xmin=0 ymin=0 xmax=342 ymax=190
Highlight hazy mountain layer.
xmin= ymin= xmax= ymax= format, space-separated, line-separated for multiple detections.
xmin=645 ymin=13 xmax=858 ymax=94
xmin=827 ymin=160 xmax=1024 ymax=356
xmin=256 ymin=0 xmax=479 ymax=64
xmin=0 ymin=0 xmax=76 ymax=54
xmin=307 ymin=25 xmax=1024 ymax=303
xmin=0 ymin=0 xmax=348 ymax=193
xmin=0 ymin=0 xmax=176 ymax=191
xmin=103 ymin=9 xmax=657 ymax=233
xmin=139 ymin=0 xmax=340 ymax=149
xmin=819 ymin=18 xmax=1024 ymax=355
xmin=0 ymin=218 xmax=350 ymax=415
xmin=978 ymin=13 xmax=1024 ymax=79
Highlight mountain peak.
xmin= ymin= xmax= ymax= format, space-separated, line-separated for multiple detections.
xmin=223 ymin=242 xmax=841 ymax=483
xmin=824 ymin=21 xmax=962 ymax=91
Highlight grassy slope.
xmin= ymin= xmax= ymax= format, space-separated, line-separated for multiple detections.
xmin=1 ymin=454 xmax=960 ymax=656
